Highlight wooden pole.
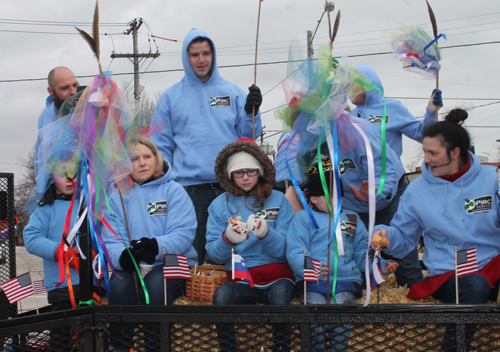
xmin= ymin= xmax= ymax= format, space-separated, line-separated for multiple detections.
xmin=252 ymin=0 xmax=262 ymax=141
xmin=455 ymin=246 xmax=459 ymax=304
xmin=118 ymin=187 xmax=141 ymax=305
xmin=28 ymin=267 xmax=39 ymax=315
xmin=304 ymin=250 xmax=307 ymax=305
xmin=164 ymin=249 xmax=167 ymax=305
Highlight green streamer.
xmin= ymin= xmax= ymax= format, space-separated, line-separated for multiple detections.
xmin=78 ymin=299 xmax=94 ymax=307
xmin=353 ymin=78 xmax=387 ymax=195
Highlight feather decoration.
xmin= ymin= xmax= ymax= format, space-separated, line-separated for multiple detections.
xmin=330 ymin=10 xmax=341 ymax=45
xmin=75 ymin=1 xmax=102 ymax=76
xmin=426 ymin=0 xmax=438 ymax=39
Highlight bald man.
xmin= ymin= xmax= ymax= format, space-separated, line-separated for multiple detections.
xmin=38 ymin=67 xmax=79 ymax=129
xmin=35 ymin=67 xmax=79 ymax=176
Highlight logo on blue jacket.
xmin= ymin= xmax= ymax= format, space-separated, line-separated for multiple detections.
xmin=464 ymin=196 xmax=492 ymax=214
xmin=148 ymin=201 xmax=167 ymax=216
xmin=210 ymin=96 xmax=231 ymax=107
xmin=339 ymin=158 xmax=357 ymax=175
xmin=340 ymin=220 xmax=357 ymax=238
xmin=368 ymin=115 xmax=390 ymax=124
xmin=255 ymin=207 xmax=279 ymax=222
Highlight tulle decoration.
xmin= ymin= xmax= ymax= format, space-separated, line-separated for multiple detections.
xmin=389 ymin=24 xmax=445 ymax=78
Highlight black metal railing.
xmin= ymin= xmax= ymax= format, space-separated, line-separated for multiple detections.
xmin=1 ymin=304 xmax=500 ymax=351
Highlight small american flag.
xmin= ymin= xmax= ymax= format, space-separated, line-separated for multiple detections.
xmin=33 ymin=280 xmax=47 ymax=295
xmin=0 ymin=273 xmax=34 ymax=304
xmin=163 ymin=254 xmax=191 ymax=279
xmin=457 ymin=247 xmax=478 ymax=278
xmin=303 ymin=256 xmax=321 ymax=282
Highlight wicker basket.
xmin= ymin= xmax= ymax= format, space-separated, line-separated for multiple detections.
xmin=185 ymin=264 xmax=228 ymax=303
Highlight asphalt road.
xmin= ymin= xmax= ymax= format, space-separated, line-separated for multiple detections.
xmin=15 ymin=246 xmax=49 ymax=313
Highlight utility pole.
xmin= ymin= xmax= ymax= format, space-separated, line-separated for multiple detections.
xmin=110 ymin=18 xmax=160 ymax=101
xmin=307 ymin=30 xmax=314 ymax=58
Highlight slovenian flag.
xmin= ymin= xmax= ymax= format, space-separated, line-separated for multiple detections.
xmin=232 ymin=253 xmax=254 ymax=288
xmin=370 ymin=250 xmax=385 ymax=290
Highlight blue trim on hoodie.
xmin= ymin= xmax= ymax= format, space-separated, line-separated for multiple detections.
xmin=151 ymin=28 xmax=262 ymax=186
xmin=101 ymin=171 xmax=198 ymax=269
xmin=351 ymin=65 xmax=435 ymax=158
xmin=376 ymin=152 xmax=500 ymax=278
xmin=23 ymin=199 xmax=80 ymax=292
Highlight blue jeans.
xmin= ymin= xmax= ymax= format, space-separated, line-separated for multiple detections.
xmin=358 ymin=178 xmax=424 ymax=288
xmin=432 ymin=274 xmax=499 ymax=351
xmin=108 ymin=265 xmax=185 ymax=351
xmin=185 ymin=185 xmax=224 ymax=264
xmin=213 ymin=280 xmax=295 ymax=351
xmin=300 ymin=291 xmax=354 ymax=352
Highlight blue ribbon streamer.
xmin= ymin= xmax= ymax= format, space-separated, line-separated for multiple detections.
xmin=423 ymin=33 xmax=446 ymax=61
xmin=285 ymin=114 xmax=319 ymax=230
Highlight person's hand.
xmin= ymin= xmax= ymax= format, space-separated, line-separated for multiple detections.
xmin=350 ymin=180 xmax=377 ymax=203
xmin=55 ymin=245 xmax=80 ymax=273
xmin=131 ymin=237 xmax=159 ymax=264
xmin=284 ymin=181 xmax=305 ymax=215
xmin=321 ymin=262 xmax=328 ymax=281
xmin=427 ymin=89 xmax=443 ymax=112
xmin=246 ymin=214 xmax=269 ymax=239
xmin=224 ymin=221 xmax=249 ymax=245
xmin=244 ymin=85 xmax=262 ymax=115
xmin=119 ymin=247 xmax=139 ymax=272
xmin=371 ymin=229 xmax=389 ymax=250
xmin=385 ymin=261 xmax=399 ymax=274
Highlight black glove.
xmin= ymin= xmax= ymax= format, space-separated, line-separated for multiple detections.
xmin=244 ymin=85 xmax=262 ymax=115
xmin=119 ymin=247 xmax=139 ymax=272
xmin=131 ymin=237 xmax=159 ymax=265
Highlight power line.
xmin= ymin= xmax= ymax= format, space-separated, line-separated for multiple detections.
xmin=0 ymin=18 xmax=127 ymax=25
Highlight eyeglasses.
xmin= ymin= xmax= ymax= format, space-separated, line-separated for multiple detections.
xmin=231 ymin=169 xmax=259 ymax=178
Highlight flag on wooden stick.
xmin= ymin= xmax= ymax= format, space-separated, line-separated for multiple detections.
xmin=163 ymin=254 xmax=191 ymax=279
xmin=1 ymin=273 xmax=34 ymax=304
xmin=456 ymin=247 xmax=478 ymax=278
xmin=303 ymin=256 xmax=321 ymax=283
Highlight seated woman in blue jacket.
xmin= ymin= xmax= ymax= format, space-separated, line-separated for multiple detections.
xmin=101 ymin=137 xmax=197 ymax=350
xmin=371 ymin=109 xmax=500 ymax=351
xmin=206 ymin=137 xmax=295 ymax=351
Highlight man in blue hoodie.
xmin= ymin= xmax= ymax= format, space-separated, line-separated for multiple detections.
xmin=35 ymin=67 xmax=79 ymax=177
xmin=151 ymin=29 xmax=263 ymax=264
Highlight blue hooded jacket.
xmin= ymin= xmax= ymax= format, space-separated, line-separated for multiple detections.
xmin=101 ymin=169 xmax=198 ymax=269
xmin=35 ymin=96 xmax=58 ymax=177
xmin=287 ymin=209 xmax=389 ymax=284
xmin=375 ymin=152 xmax=500 ymax=278
xmin=23 ymin=197 xmax=80 ymax=292
xmin=274 ymin=115 xmax=404 ymax=213
xmin=351 ymin=65 xmax=435 ymax=158
xmin=206 ymin=190 xmax=294 ymax=271
xmin=151 ymin=28 xmax=262 ymax=186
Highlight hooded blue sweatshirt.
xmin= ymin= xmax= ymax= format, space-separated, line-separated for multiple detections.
xmin=23 ymin=198 xmax=80 ymax=292
xmin=375 ymin=152 xmax=500 ymax=278
xmin=101 ymin=170 xmax=198 ymax=269
xmin=351 ymin=65 xmax=435 ymax=158
xmin=151 ymin=28 xmax=262 ymax=186
xmin=274 ymin=115 xmax=404 ymax=213
xmin=206 ymin=190 xmax=293 ymax=271
xmin=287 ymin=209 xmax=389 ymax=285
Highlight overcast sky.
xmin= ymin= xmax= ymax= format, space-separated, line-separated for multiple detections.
xmin=2 ymin=0 xmax=500 ymax=183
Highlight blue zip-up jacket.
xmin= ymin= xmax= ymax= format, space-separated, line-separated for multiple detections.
xmin=287 ymin=209 xmax=389 ymax=284
xmin=375 ymin=152 xmax=500 ymax=278
xmin=274 ymin=115 xmax=404 ymax=213
xmin=151 ymin=28 xmax=262 ymax=186
xmin=206 ymin=190 xmax=293 ymax=271
xmin=23 ymin=198 xmax=80 ymax=292
xmin=35 ymin=96 xmax=58 ymax=177
xmin=351 ymin=65 xmax=435 ymax=158
xmin=101 ymin=171 xmax=198 ymax=269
